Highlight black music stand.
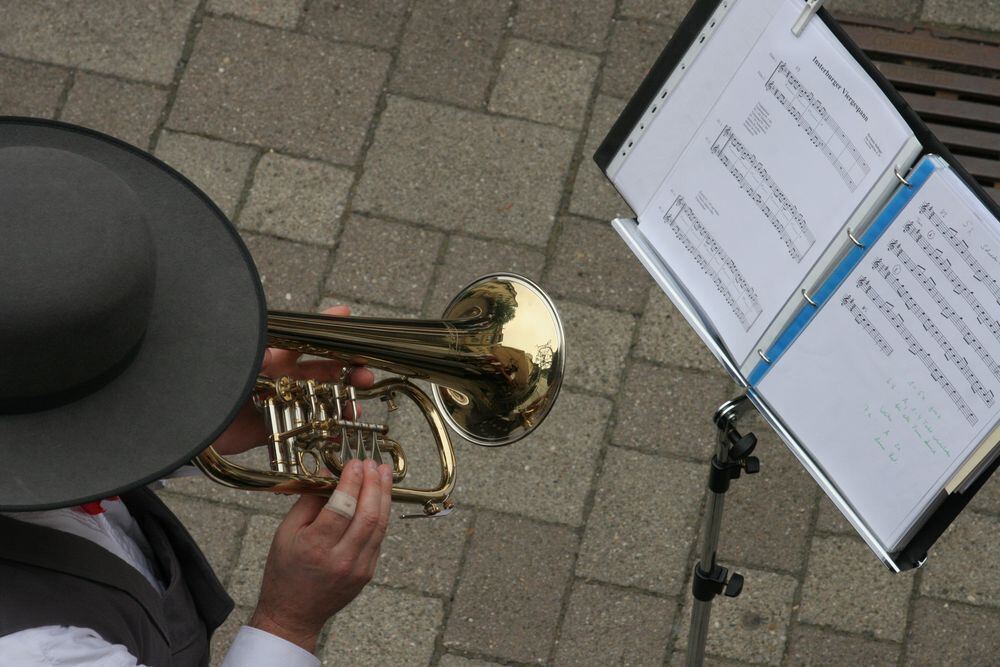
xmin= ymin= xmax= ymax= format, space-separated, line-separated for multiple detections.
xmin=685 ymin=393 xmax=761 ymax=666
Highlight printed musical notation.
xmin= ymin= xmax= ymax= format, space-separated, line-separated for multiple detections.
xmin=921 ymin=203 xmax=1000 ymax=306
xmin=663 ymin=196 xmax=763 ymax=331
xmin=711 ymin=126 xmax=815 ymax=262
xmin=841 ymin=294 xmax=893 ymax=357
xmin=872 ymin=256 xmax=995 ymax=408
xmin=890 ymin=234 xmax=1000 ymax=384
xmin=858 ymin=276 xmax=977 ymax=426
xmin=765 ymin=62 xmax=870 ymax=192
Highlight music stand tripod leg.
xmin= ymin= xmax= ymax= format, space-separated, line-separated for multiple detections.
xmin=685 ymin=393 xmax=760 ymax=667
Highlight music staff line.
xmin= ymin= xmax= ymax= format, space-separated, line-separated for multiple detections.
xmin=858 ymin=276 xmax=977 ymax=426
xmin=841 ymin=294 xmax=894 ymax=357
xmin=765 ymin=61 xmax=870 ymax=192
xmin=711 ymin=126 xmax=815 ymax=262
xmin=872 ymin=257 xmax=995 ymax=408
xmin=889 ymin=235 xmax=1000 ymax=385
xmin=663 ymin=196 xmax=763 ymax=331
xmin=920 ymin=203 xmax=1000 ymax=307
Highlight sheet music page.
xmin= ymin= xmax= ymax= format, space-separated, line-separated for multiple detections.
xmin=757 ymin=165 xmax=1000 ymax=551
xmin=636 ymin=0 xmax=913 ymax=363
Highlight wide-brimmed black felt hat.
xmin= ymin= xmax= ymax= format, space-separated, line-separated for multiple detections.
xmin=0 ymin=118 xmax=265 ymax=511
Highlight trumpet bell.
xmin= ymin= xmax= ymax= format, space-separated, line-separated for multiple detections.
xmin=432 ymin=274 xmax=564 ymax=446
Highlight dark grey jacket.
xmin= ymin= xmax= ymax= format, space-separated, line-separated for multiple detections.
xmin=0 ymin=487 xmax=233 ymax=666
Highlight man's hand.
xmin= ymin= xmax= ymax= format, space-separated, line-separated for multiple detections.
xmin=249 ymin=459 xmax=393 ymax=653
xmin=211 ymin=305 xmax=376 ymax=456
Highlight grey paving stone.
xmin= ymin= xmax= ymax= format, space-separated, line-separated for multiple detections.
xmin=155 ymin=130 xmax=257 ymax=219
xmin=603 ymin=19 xmax=676 ymax=99
xmin=546 ymin=216 xmax=652 ymax=312
xmin=326 ymin=216 xmax=444 ymax=309
xmin=668 ymin=653 xmax=751 ymax=667
xmin=302 ymin=0 xmax=409 ymax=50
xmin=453 ymin=391 xmax=612 ymax=526
xmin=321 ymin=584 xmax=444 ymax=666
xmin=577 ymin=446 xmax=704 ymax=594
xmin=424 ymin=234 xmax=546 ymax=317
xmin=209 ymin=605 xmax=251 ymax=667
xmin=239 ymin=152 xmax=353 ymax=246
xmin=786 ymin=623 xmax=901 ymax=666
xmin=208 ymin=0 xmax=304 ymax=28
xmin=922 ymin=0 xmax=1000 ymax=31
xmin=834 ymin=0 xmax=923 ymax=21
xmin=675 ymin=568 xmax=798 ymax=666
xmin=438 ymin=656 xmax=504 ymax=667
xmin=0 ymin=57 xmax=68 ymax=117
xmin=375 ymin=502 xmax=470 ymax=596
xmin=718 ymin=428 xmax=819 ymax=573
xmin=60 ymin=72 xmax=167 ymax=149
xmin=969 ymin=470 xmax=1000 ymax=514
xmin=445 ymin=512 xmax=577 ymax=663
xmin=619 ymin=0 xmax=696 ymax=25
xmin=157 ymin=491 xmax=247 ymax=578
xmin=489 ymin=39 xmax=599 ymax=129
xmin=242 ymin=233 xmax=330 ymax=310
xmin=558 ymin=299 xmax=635 ymax=395
xmin=799 ymin=535 xmax=915 ymax=640
xmin=513 ymin=0 xmax=615 ymax=52
xmin=568 ymin=94 xmax=634 ymax=222
xmin=318 ymin=297 xmax=416 ymax=319
xmin=390 ymin=0 xmax=510 ymax=108
xmin=905 ymin=598 xmax=1000 ymax=667
xmin=814 ymin=495 xmax=857 ymax=535
xmin=636 ymin=289 xmax=728 ymax=374
xmin=613 ymin=362 xmax=733 ymax=459
xmin=0 ymin=0 xmax=197 ymax=84
xmin=229 ymin=513 xmax=280 ymax=607
xmin=554 ymin=581 xmax=674 ymax=667
xmin=171 ymin=18 xmax=389 ymax=164
xmin=356 ymin=96 xmax=576 ymax=246
xmin=921 ymin=511 xmax=1000 ymax=607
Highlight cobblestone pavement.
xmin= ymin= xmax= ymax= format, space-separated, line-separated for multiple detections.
xmin=3 ymin=1 xmax=999 ymax=665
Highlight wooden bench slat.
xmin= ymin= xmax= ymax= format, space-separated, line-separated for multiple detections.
xmin=926 ymin=123 xmax=1000 ymax=154
xmin=874 ymin=61 xmax=1000 ymax=101
xmin=844 ymin=24 xmax=1000 ymax=70
xmin=902 ymin=92 xmax=1000 ymax=128
xmin=955 ymin=155 xmax=1000 ymax=182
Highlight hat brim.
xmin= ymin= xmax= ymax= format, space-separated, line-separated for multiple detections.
xmin=0 ymin=118 xmax=265 ymax=511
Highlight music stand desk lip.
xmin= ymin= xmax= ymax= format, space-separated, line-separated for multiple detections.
xmin=611 ymin=216 xmax=904 ymax=572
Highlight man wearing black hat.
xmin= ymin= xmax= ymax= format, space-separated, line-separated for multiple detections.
xmin=0 ymin=118 xmax=394 ymax=666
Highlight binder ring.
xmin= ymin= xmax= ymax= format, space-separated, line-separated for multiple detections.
xmin=802 ymin=288 xmax=818 ymax=306
xmin=757 ymin=349 xmax=772 ymax=364
xmin=847 ymin=228 xmax=865 ymax=248
xmin=893 ymin=166 xmax=912 ymax=188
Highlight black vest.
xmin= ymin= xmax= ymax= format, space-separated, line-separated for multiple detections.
xmin=0 ymin=487 xmax=233 ymax=666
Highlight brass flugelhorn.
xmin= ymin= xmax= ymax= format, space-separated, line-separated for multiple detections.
xmin=193 ymin=274 xmax=565 ymax=516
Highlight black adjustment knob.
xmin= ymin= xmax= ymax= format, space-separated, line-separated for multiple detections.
xmin=724 ymin=572 xmax=744 ymax=597
xmin=743 ymin=456 xmax=761 ymax=474
xmin=728 ymin=432 xmax=757 ymax=460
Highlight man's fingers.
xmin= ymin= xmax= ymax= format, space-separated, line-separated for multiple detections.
xmin=338 ymin=460 xmax=386 ymax=553
xmin=347 ymin=367 xmax=376 ymax=389
xmin=359 ymin=463 xmax=393 ymax=567
xmin=262 ymin=347 xmax=304 ymax=372
xmin=307 ymin=459 xmax=364 ymax=544
xmin=281 ymin=493 xmax=328 ymax=532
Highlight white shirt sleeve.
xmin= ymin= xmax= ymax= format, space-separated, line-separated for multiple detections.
xmin=0 ymin=625 xmax=320 ymax=667
xmin=0 ymin=626 xmax=146 ymax=666
xmin=221 ymin=626 xmax=321 ymax=667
